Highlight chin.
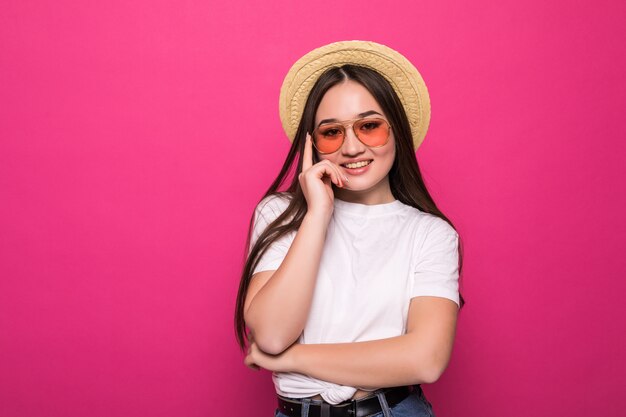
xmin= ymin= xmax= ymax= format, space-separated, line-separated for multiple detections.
xmin=343 ymin=180 xmax=386 ymax=194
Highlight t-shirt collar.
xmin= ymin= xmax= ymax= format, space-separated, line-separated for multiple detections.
xmin=333 ymin=198 xmax=405 ymax=217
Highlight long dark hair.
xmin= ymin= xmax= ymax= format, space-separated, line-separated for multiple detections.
xmin=234 ymin=65 xmax=465 ymax=351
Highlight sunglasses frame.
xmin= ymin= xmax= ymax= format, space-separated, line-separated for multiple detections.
xmin=310 ymin=117 xmax=393 ymax=155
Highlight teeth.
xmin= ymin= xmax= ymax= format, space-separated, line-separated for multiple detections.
xmin=343 ymin=160 xmax=372 ymax=169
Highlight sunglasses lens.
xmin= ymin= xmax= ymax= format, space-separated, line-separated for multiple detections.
xmin=314 ymin=125 xmax=344 ymax=153
xmin=312 ymin=118 xmax=390 ymax=153
xmin=354 ymin=118 xmax=390 ymax=147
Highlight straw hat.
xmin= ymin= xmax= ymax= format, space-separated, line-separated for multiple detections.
xmin=279 ymin=40 xmax=431 ymax=150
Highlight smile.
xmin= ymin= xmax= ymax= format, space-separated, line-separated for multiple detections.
xmin=341 ymin=160 xmax=372 ymax=169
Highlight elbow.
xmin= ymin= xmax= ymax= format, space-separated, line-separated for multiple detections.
xmin=252 ymin=331 xmax=293 ymax=355
xmin=419 ymin=365 xmax=444 ymax=384
xmin=245 ymin=319 xmax=290 ymax=355
xmin=245 ymin=311 xmax=302 ymax=355
xmin=413 ymin=351 xmax=449 ymax=384
xmin=255 ymin=337 xmax=291 ymax=356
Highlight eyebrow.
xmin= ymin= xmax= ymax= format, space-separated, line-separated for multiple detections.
xmin=317 ymin=110 xmax=383 ymax=127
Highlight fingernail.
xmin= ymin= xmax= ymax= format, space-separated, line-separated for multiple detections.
xmin=344 ymin=176 xmax=349 ymax=182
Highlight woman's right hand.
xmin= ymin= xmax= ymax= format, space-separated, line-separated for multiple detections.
xmin=298 ymin=133 xmax=347 ymax=218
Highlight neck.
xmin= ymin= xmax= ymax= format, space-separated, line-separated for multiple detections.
xmin=333 ymin=177 xmax=395 ymax=205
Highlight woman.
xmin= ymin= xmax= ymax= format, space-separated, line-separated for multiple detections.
xmin=234 ymin=40 xmax=465 ymax=417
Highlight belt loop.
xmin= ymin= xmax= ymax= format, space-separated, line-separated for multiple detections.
xmin=300 ymin=398 xmax=311 ymax=417
xmin=374 ymin=389 xmax=393 ymax=417
xmin=320 ymin=402 xmax=330 ymax=417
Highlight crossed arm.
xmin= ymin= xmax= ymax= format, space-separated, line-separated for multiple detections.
xmin=244 ymin=206 xmax=459 ymax=387
xmin=245 ymin=295 xmax=459 ymax=388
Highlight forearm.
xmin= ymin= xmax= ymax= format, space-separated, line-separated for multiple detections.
xmin=245 ymin=212 xmax=330 ymax=354
xmin=290 ymin=334 xmax=439 ymax=389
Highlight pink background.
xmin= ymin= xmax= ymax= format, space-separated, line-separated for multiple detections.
xmin=1 ymin=1 xmax=625 ymax=416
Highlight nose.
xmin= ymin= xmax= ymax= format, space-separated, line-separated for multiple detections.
xmin=341 ymin=125 xmax=366 ymax=155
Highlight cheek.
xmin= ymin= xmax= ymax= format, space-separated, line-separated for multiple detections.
xmin=388 ymin=146 xmax=396 ymax=160
xmin=378 ymin=149 xmax=396 ymax=174
xmin=381 ymin=144 xmax=396 ymax=165
xmin=319 ymin=155 xmax=337 ymax=165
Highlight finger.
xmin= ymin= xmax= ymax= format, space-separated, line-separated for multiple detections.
xmin=244 ymin=355 xmax=260 ymax=371
xmin=302 ymin=133 xmax=313 ymax=172
xmin=321 ymin=160 xmax=344 ymax=188
xmin=330 ymin=161 xmax=346 ymax=188
xmin=329 ymin=161 xmax=349 ymax=186
xmin=315 ymin=161 xmax=340 ymax=187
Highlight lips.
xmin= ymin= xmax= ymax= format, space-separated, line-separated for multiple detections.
xmin=340 ymin=159 xmax=373 ymax=169
xmin=340 ymin=159 xmax=373 ymax=176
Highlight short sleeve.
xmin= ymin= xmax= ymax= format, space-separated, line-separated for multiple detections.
xmin=249 ymin=195 xmax=295 ymax=275
xmin=411 ymin=218 xmax=460 ymax=307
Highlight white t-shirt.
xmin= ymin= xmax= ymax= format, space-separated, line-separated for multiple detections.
xmin=249 ymin=193 xmax=460 ymax=404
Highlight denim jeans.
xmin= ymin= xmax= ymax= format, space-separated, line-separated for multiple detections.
xmin=274 ymin=386 xmax=435 ymax=417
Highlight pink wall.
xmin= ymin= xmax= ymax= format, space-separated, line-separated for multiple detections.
xmin=1 ymin=1 xmax=624 ymax=416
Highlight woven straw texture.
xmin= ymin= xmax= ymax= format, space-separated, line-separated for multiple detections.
xmin=279 ymin=40 xmax=431 ymax=150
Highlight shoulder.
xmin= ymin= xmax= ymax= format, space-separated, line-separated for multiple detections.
xmin=400 ymin=204 xmax=458 ymax=237
xmin=418 ymin=215 xmax=459 ymax=260
xmin=254 ymin=192 xmax=293 ymax=220
xmin=403 ymin=209 xmax=458 ymax=257
xmin=424 ymin=215 xmax=458 ymax=239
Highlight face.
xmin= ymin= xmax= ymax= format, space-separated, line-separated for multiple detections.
xmin=314 ymin=80 xmax=396 ymax=204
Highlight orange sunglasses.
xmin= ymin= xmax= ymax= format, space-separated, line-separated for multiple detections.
xmin=311 ymin=117 xmax=392 ymax=154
